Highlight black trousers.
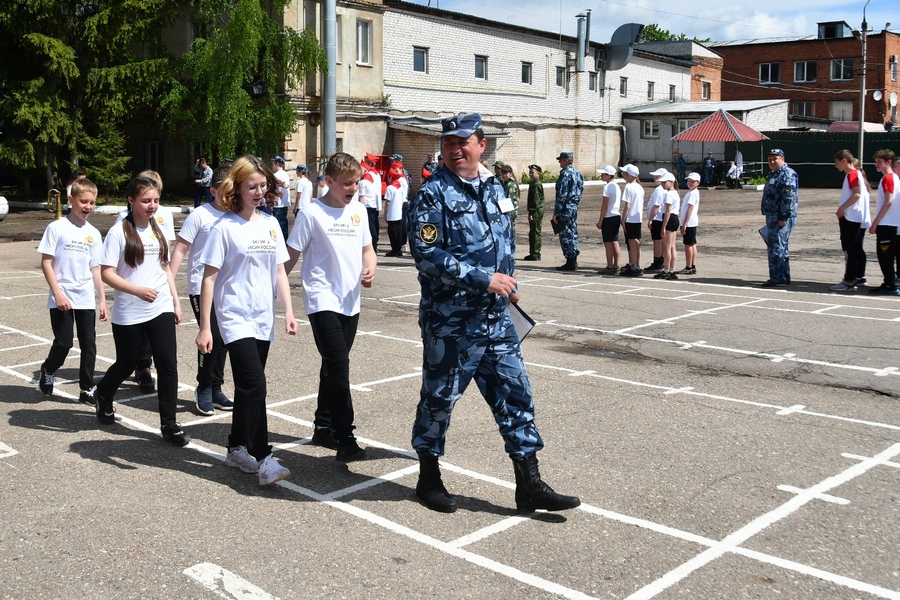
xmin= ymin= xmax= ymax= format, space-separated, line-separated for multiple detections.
xmin=42 ymin=308 xmax=97 ymax=391
xmin=96 ymin=313 xmax=178 ymax=427
xmin=366 ymin=207 xmax=379 ymax=251
xmin=387 ymin=220 xmax=404 ymax=253
xmin=839 ymin=216 xmax=866 ymax=282
xmin=226 ymin=337 xmax=272 ymax=461
xmin=189 ymin=295 xmax=228 ymax=390
xmin=308 ymin=311 xmax=359 ymax=441
xmin=874 ymin=225 xmax=899 ymax=288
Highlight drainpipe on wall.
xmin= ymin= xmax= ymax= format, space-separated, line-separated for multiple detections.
xmin=322 ymin=0 xmax=337 ymax=156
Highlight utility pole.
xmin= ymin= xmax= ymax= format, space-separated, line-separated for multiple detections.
xmin=857 ymin=0 xmax=871 ymax=162
xmin=323 ymin=0 xmax=337 ymax=157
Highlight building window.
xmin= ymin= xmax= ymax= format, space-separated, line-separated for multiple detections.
xmin=669 ymin=84 xmax=676 ymax=102
xmin=335 ymin=15 xmax=342 ymax=63
xmin=892 ymin=56 xmax=898 ymax=82
xmin=642 ymin=120 xmax=660 ymax=138
xmin=831 ymin=58 xmax=854 ymax=81
xmin=619 ymin=77 xmax=628 ymax=97
xmin=676 ymin=119 xmax=696 ymax=134
xmin=647 ymin=81 xmax=654 ymax=100
xmin=147 ymin=141 xmax=162 ymax=172
xmin=829 ymin=100 xmax=853 ymax=121
xmin=701 ymin=81 xmax=710 ymax=100
xmin=475 ymin=55 xmax=487 ymax=79
xmin=413 ymin=47 xmax=428 ymax=73
xmin=356 ymin=19 xmax=372 ymax=64
xmin=556 ymin=66 xmax=565 ymax=87
xmin=759 ymin=62 xmax=780 ymax=84
xmin=522 ymin=62 xmax=533 ymax=84
xmin=589 ymin=72 xmax=598 ymax=91
xmin=192 ymin=22 xmax=208 ymax=41
xmin=792 ymin=101 xmax=815 ymax=117
xmin=794 ymin=60 xmax=817 ymax=82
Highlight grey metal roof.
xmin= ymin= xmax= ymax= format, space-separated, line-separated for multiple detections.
xmin=623 ymin=99 xmax=788 ymax=115
xmin=709 ymin=35 xmax=816 ymax=47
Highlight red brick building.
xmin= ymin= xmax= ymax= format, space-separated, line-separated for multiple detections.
xmin=636 ymin=41 xmax=724 ymax=102
xmin=710 ymin=22 xmax=900 ymax=128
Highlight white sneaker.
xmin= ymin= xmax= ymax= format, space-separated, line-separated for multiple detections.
xmin=258 ymin=454 xmax=290 ymax=485
xmin=225 ymin=446 xmax=259 ymax=474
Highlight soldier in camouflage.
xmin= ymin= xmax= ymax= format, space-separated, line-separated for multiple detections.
xmin=551 ymin=151 xmax=584 ymax=271
xmin=407 ymin=113 xmax=580 ymax=515
xmin=760 ymin=149 xmax=799 ymax=288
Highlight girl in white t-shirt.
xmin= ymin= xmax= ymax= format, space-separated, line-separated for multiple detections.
xmin=37 ymin=178 xmax=107 ymax=404
xmin=285 ymin=152 xmax=377 ymax=462
xmin=869 ymin=149 xmax=900 ymax=294
xmin=645 ymin=170 xmax=668 ymax=272
xmin=832 ymin=149 xmax=871 ymax=291
xmin=654 ymin=173 xmax=682 ymax=280
xmin=94 ymin=176 xmax=189 ymax=447
xmin=679 ymin=173 xmax=701 ymax=275
xmin=197 ymin=155 xmax=297 ymax=486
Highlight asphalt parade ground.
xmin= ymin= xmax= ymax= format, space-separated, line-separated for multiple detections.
xmin=0 ymin=185 xmax=898 ymax=599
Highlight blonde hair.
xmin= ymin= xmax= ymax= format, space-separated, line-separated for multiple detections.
xmin=136 ymin=170 xmax=163 ymax=194
xmin=70 ymin=178 xmax=98 ymax=198
xmin=217 ymin=155 xmax=277 ymax=213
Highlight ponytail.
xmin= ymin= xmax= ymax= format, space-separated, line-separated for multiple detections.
xmin=123 ymin=176 xmax=168 ymax=268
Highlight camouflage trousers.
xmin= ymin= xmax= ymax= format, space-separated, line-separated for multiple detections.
xmin=412 ymin=312 xmax=544 ymax=461
xmin=558 ymin=207 xmax=579 ymax=259
xmin=765 ymin=215 xmax=795 ymax=283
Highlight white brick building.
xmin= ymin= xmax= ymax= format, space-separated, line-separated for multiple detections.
xmin=382 ymin=0 xmax=696 ymax=186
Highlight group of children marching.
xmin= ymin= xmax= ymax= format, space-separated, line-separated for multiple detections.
xmin=36 ymin=153 xmax=376 ymax=486
xmin=593 ymin=164 xmax=701 ymax=280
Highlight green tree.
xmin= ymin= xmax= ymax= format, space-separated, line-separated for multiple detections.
xmin=0 ymin=1 xmax=185 ymax=190
xmin=160 ymin=0 xmax=327 ymax=160
xmin=639 ymin=23 xmax=711 ymax=44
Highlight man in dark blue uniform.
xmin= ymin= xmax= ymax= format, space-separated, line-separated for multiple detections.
xmin=407 ymin=113 xmax=580 ymax=515
xmin=551 ymin=151 xmax=584 ymax=271
xmin=760 ymin=149 xmax=799 ymax=287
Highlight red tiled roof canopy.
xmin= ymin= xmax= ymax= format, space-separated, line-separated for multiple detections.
xmin=672 ymin=109 xmax=770 ymax=143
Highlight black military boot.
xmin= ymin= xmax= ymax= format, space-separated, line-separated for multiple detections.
xmin=416 ymin=454 xmax=457 ymax=513
xmin=513 ymin=455 xmax=581 ymax=513
xmin=556 ymin=257 xmax=577 ymax=271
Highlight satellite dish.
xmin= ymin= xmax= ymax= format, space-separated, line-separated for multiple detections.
xmin=891 ymin=91 xmax=898 ymax=107
xmin=605 ymin=23 xmax=644 ymax=71
xmin=873 ymin=90 xmax=884 ymax=101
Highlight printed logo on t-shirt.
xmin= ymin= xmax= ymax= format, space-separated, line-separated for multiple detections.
xmin=352 ymin=214 xmax=361 ymax=226
xmin=156 ymin=215 xmax=165 ymax=225
xmin=63 ymin=239 xmax=93 ymax=254
xmin=270 ymin=228 xmax=278 ymax=241
xmin=248 ymin=236 xmax=277 ymax=255
xmin=86 ymin=235 xmax=94 ymax=245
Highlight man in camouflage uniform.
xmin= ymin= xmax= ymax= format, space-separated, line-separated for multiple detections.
xmin=407 ymin=113 xmax=580 ymax=515
xmin=760 ymin=149 xmax=799 ymax=287
xmin=551 ymin=151 xmax=584 ymax=271
xmin=523 ymin=164 xmax=544 ymax=261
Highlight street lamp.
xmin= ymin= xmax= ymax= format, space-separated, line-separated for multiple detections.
xmin=857 ymin=0 xmax=871 ymax=162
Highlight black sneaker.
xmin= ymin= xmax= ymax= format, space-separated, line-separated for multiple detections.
xmin=136 ymin=369 xmax=155 ymax=393
xmin=161 ymin=423 xmax=191 ymax=447
xmin=667 ymin=272 xmax=679 ymax=280
xmin=96 ymin=394 xmax=116 ymax=425
xmin=310 ymin=427 xmax=339 ymax=450
xmin=336 ymin=437 xmax=368 ymax=462
xmin=869 ymin=285 xmax=900 ymax=295
xmin=79 ymin=388 xmax=96 ymax=407
xmin=38 ymin=367 xmax=54 ymax=396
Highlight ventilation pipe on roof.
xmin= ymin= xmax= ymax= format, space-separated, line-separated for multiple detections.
xmin=576 ymin=13 xmax=586 ymax=72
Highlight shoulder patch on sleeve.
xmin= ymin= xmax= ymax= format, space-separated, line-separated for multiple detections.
xmin=418 ymin=223 xmax=439 ymax=244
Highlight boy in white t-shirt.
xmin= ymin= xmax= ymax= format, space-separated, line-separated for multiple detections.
xmin=679 ymin=173 xmax=701 ymax=275
xmin=285 ymin=153 xmax=377 ymax=462
xmin=383 ymin=178 xmax=406 ymax=257
xmin=869 ymin=149 xmax=900 ymax=294
xmin=595 ymin=165 xmax=621 ymax=274
xmin=169 ymin=166 xmax=234 ymax=416
xmin=831 ymin=149 xmax=871 ymax=292
xmin=37 ymin=178 xmax=108 ymax=404
xmin=619 ymin=164 xmax=645 ymax=276
xmin=644 ymin=169 xmax=668 ymax=272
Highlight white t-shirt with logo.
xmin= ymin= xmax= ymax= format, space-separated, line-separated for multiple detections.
xmin=359 ymin=173 xmax=380 ymax=210
xmin=649 ymin=185 xmax=666 ymax=222
xmin=681 ymin=189 xmax=700 ymax=227
xmin=101 ymin=220 xmax=173 ymax=325
xmin=200 ymin=212 xmax=289 ymax=344
xmin=287 ymin=199 xmax=372 ymax=317
xmin=177 ymin=203 xmax=226 ymax=296
xmin=37 ymin=217 xmax=103 ymax=310
xmin=384 ymin=183 xmax=405 ymax=222
xmin=116 ymin=207 xmax=176 ymax=242
xmin=273 ymin=170 xmax=291 ymax=208
xmin=602 ymin=181 xmax=621 ymax=218
xmin=295 ymin=177 xmax=313 ymax=212
xmin=621 ymin=181 xmax=645 ymax=223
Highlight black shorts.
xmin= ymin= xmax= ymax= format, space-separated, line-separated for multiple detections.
xmin=650 ymin=220 xmax=663 ymax=240
xmin=601 ymin=215 xmax=621 ymax=242
xmin=682 ymin=226 xmax=697 ymax=246
xmin=665 ymin=215 xmax=680 ymax=232
xmin=624 ymin=221 xmax=641 ymax=240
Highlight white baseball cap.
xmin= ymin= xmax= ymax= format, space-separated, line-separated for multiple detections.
xmin=686 ymin=172 xmax=701 ymax=182
xmin=597 ymin=165 xmax=617 ymax=176
xmin=658 ymin=172 xmax=676 ymax=182
xmin=622 ymin=164 xmax=639 ymax=177
xmin=649 ymin=168 xmax=669 ymax=177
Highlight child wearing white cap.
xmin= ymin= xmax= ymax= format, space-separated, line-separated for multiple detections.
xmin=679 ymin=173 xmax=701 ymax=275
xmin=595 ymin=165 xmax=621 ymax=274
xmin=619 ymin=164 xmax=645 ymax=276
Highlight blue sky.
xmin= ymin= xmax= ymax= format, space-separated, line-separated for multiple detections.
xmin=419 ymin=0 xmax=894 ymax=44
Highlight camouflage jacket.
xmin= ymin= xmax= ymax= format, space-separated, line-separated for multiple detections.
xmin=407 ymin=167 xmax=515 ymax=335
xmin=554 ymin=164 xmax=584 ymax=216
xmin=760 ymin=164 xmax=799 ymax=220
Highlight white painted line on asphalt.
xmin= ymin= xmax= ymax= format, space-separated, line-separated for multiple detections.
xmin=0 ymin=293 xmax=46 ymax=300
xmin=624 ymin=442 xmax=900 ymax=600
xmin=0 ymin=441 xmax=19 ymax=459
xmin=448 ymin=515 xmax=530 ymax=548
xmin=776 ymin=484 xmax=850 ymax=505
xmin=663 ymin=387 xmax=694 ymax=395
xmin=562 ymin=283 xmax=597 ymax=289
xmin=873 ymin=366 xmax=899 ymax=377
xmin=325 ymin=464 xmax=420 ymax=500
xmin=769 ymin=352 xmax=796 ymax=363
xmin=776 ymin=405 xmax=805 ymax=415
xmin=567 ymin=370 xmax=596 ymax=377
xmin=841 ymin=452 xmax=900 ymax=469
xmin=812 ymin=305 xmax=838 ymax=314
xmin=613 ymin=299 xmax=765 ymax=335
xmin=183 ymin=563 xmax=278 ymax=600
xmin=0 ymin=341 xmax=48 ymax=352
